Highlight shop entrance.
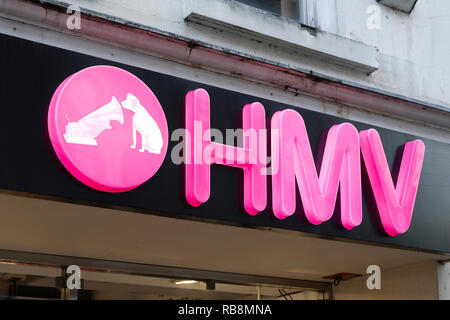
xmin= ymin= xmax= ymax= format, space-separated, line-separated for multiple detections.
xmin=0 ymin=250 xmax=331 ymax=300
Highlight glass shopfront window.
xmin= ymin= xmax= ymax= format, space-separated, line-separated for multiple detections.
xmin=234 ymin=0 xmax=301 ymax=21
xmin=0 ymin=260 xmax=328 ymax=300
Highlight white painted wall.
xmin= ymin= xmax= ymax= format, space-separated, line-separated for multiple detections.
xmin=317 ymin=0 xmax=450 ymax=110
xmin=44 ymin=0 xmax=450 ymax=109
xmin=1 ymin=7 xmax=448 ymax=142
xmin=437 ymin=261 xmax=450 ymax=300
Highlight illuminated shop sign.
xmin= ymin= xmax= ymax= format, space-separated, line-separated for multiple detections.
xmin=2 ymin=34 xmax=448 ymax=252
xmin=48 ymin=68 xmax=424 ymax=237
xmin=185 ymin=89 xmax=425 ymax=236
xmin=47 ymin=66 xmax=168 ymax=192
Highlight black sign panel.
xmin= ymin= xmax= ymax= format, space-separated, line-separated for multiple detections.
xmin=0 ymin=34 xmax=449 ymax=253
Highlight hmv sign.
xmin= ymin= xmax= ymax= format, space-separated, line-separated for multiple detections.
xmin=48 ymin=66 xmax=169 ymax=193
xmin=1 ymin=34 xmax=449 ymax=252
xmin=183 ymin=89 xmax=424 ymax=237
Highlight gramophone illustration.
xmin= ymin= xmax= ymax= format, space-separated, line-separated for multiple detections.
xmin=63 ymin=94 xmax=163 ymax=155
xmin=64 ymin=96 xmax=124 ymax=146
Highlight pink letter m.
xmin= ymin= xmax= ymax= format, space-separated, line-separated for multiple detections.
xmin=271 ymin=109 xmax=362 ymax=230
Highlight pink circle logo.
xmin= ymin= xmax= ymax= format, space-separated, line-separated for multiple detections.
xmin=48 ymin=65 xmax=168 ymax=192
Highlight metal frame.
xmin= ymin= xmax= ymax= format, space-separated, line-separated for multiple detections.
xmin=0 ymin=249 xmax=334 ymax=299
xmin=298 ymin=0 xmax=317 ymax=28
xmin=377 ymin=0 xmax=418 ymax=14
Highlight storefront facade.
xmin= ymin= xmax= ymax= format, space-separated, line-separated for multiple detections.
xmin=0 ymin=0 xmax=448 ymax=300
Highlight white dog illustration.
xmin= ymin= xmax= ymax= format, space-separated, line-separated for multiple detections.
xmin=121 ymin=93 xmax=163 ymax=154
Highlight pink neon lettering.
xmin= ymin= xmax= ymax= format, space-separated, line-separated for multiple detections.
xmin=185 ymin=88 xmax=267 ymax=215
xmin=360 ymin=129 xmax=425 ymax=236
xmin=271 ymin=109 xmax=362 ymax=229
xmin=184 ymin=88 xmax=426 ymax=236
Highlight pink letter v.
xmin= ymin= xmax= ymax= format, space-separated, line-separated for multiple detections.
xmin=360 ymin=129 xmax=425 ymax=236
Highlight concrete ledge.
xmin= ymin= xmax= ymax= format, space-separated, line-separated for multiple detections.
xmin=183 ymin=0 xmax=379 ymax=74
xmin=3 ymin=0 xmax=449 ymax=134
